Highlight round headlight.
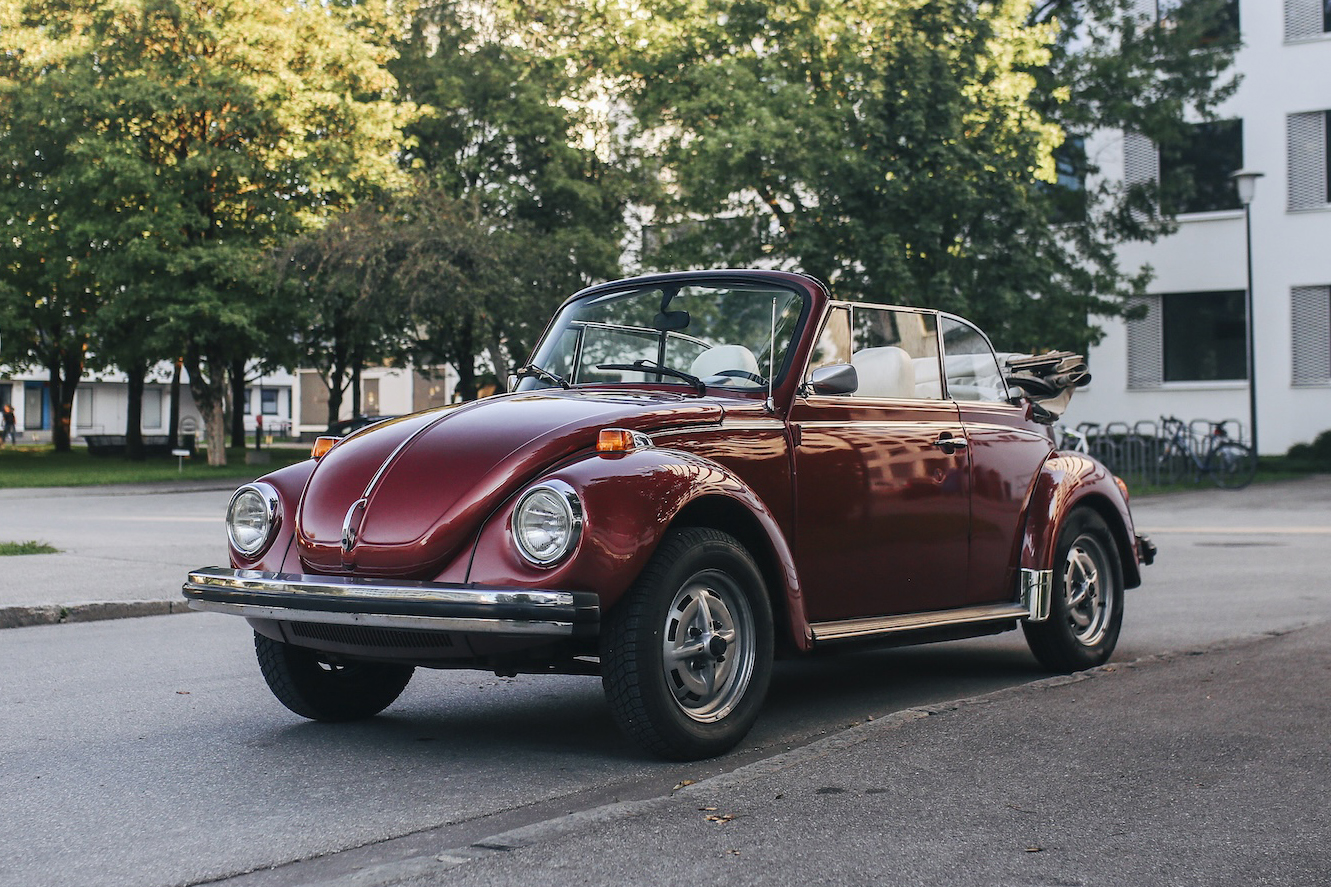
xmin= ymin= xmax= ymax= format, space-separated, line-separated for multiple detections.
xmin=512 ymin=482 xmax=583 ymax=566
xmin=227 ymin=483 xmax=279 ymax=557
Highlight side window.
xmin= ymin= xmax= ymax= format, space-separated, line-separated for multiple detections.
xmin=806 ymin=307 xmax=853 ymax=377
xmin=850 ymin=306 xmax=944 ymax=400
xmin=939 ymin=316 xmax=1008 ymax=403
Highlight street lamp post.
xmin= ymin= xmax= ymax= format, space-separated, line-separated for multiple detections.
xmin=1230 ymin=169 xmax=1263 ymax=458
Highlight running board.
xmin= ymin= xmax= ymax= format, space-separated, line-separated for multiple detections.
xmin=809 ymin=603 xmax=1028 ymax=643
xmin=809 ymin=569 xmax=1053 ymax=643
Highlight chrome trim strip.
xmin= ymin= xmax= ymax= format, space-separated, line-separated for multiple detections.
xmin=186 ymin=600 xmax=575 ymax=636
xmin=1020 ymin=568 xmax=1053 ymax=622
xmin=809 ymin=603 xmax=1030 ymax=643
xmin=182 ymin=567 xmax=594 ymax=637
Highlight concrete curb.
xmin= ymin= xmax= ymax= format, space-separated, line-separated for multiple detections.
xmin=0 ymin=599 xmax=197 ymax=629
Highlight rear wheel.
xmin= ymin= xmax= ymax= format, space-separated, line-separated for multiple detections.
xmin=1210 ymin=441 xmax=1256 ymax=489
xmin=601 ymin=527 xmax=773 ymax=760
xmin=1022 ymin=510 xmax=1123 ymax=673
xmin=254 ymin=632 xmax=414 ymax=721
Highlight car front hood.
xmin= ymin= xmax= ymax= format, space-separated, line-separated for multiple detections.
xmin=295 ymin=391 xmax=724 ymax=576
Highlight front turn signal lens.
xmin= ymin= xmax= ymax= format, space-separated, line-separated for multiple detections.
xmin=311 ymin=436 xmax=339 ymax=460
xmin=597 ymin=428 xmax=651 ymax=453
xmin=1114 ymin=475 xmax=1130 ymax=504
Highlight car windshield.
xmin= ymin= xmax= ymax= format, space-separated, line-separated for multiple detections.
xmin=518 ymin=281 xmax=806 ymax=393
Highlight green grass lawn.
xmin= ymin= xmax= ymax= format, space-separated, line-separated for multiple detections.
xmin=0 ymin=444 xmax=310 ymax=489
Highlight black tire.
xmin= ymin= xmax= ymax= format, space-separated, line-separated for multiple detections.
xmin=1210 ymin=441 xmax=1256 ymax=489
xmin=1022 ymin=510 xmax=1123 ymax=673
xmin=254 ymin=632 xmax=414 ymax=721
xmin=601 ymin=527 xmax=774 ymax=760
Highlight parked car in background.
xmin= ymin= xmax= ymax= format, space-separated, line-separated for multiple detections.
xmin=185 ymin=270 xmax=1154 ymax=760
xmin=327 ymin=415 xmax=397 ymax=437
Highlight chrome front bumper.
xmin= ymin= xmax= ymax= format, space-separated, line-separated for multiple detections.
xmin=182 ymin=567 xmax=600 ymax=638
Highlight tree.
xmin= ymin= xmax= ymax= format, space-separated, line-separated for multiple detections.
xmin=1 ymin=0 xmax=410 ymax=463
xmin=388 ymin=0 xmax=633 ymax=389
xmin=551 ymin=0 xmax=1238 ymax=354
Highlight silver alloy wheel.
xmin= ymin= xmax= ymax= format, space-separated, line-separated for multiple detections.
xmin=1063 ymin=533 xmax=1113 ymax=646
xmin=661 ymin=570 xmax=756 ymax=723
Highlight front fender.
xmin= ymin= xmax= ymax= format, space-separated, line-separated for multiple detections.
xmin=1020 ymin=453 xmax=1143 ymax=590
xmin=463 ymin=447 xmax=808 ymax=648
xmin=227 ymin=457 xmax=317 ymax=573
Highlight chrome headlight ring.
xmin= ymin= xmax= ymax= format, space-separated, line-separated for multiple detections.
xmin=226 ymin=482 xmax=281 ymax=558
xmin=511 ymin=480 xmax=584 ymax=567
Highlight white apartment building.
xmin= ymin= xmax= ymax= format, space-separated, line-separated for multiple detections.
xmin=1063 ymin=0 xmax=1331 ymax=454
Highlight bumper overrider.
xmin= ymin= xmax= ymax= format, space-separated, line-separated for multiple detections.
xmin=182 ymin=567 xmax=601 ymax=638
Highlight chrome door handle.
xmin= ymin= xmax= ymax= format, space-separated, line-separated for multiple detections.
xmin=934 ymin=433 xmax=968 ymax=453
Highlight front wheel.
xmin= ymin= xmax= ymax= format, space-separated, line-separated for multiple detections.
xmin=1210 ymin=441 xmax=1256 ymax=489
xmin=601 ymin=527 xmax=774 ymax=760
xmin=1022 ymin=510 xmax=1123 ymax=673
xmin=254 ymin=632 xmax=415 ymax=721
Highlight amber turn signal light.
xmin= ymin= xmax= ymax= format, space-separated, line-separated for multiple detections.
xmin=1114 ymin=475 xmax=1130 ymax=504
xmin=311 ymin=436 xmax=339 ymax=460
xmin=596 ymin=429 xmax=637 ymax=453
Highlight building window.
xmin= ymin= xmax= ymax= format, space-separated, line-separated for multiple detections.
xmin=76 ymin=387 xmax=93 ymax=429
xmin=1292 ymin=286 xmax=1331 ymax=386
xmin=142 ymin=388 xmax=163 ymax=429
xmin=260 ymin=388 xmax=279 ymax=416
xmin=1287 ymin=111 xmax=1331 ymax=210
xmin=1163 ymin=291 xmax=1247 ymax=382
xmin=1127 ymin=291 xmax=1247 ymax=387
xmin=1284 ymin=0 xmax=1331 ymax=40
xmin=1159 ymin=120 xmax=1243 ymax=215
xmin=1048 ymin=136 xmax=1088 ymax=223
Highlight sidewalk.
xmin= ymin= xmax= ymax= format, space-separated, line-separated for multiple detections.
xmin=0 ymin=480 xmax=239 ymax=628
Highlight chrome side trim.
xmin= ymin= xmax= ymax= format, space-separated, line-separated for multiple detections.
xmin=810 ymin=603 xmax=1029 ymax=643
xmin=1020 ymin=568 xmax=1053 ymax=622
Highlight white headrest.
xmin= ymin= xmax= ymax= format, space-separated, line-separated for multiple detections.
xmin=851 ymin=346 xmax=916 ymax=399
xmin=690 ymin=344 xmax=761 ymax=379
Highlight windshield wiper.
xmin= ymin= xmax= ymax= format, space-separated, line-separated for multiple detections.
xmin=513 ymin=363 xmax=571 ymax=390
xmin=597 ymin=360 xmax=706 ymax=396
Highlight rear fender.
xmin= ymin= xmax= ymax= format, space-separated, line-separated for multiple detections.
xmin=1020 ymin=453 xmax=1143 ymax=590
xmin=464 ymin=448 xmax=811 ymax=651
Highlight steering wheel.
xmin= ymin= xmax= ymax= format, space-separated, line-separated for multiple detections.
xmin=712 ymin=369 xmax=767 ymax=386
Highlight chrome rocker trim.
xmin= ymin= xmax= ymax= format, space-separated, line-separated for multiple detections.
xmin=809 ymin=571 xmax=1054 ymax=643
xmin=182 ymin=567 xmax=599 ymax=638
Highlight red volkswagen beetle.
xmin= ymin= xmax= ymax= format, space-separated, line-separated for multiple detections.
xmin=185 ymin=270 xmax=1154 ymax=760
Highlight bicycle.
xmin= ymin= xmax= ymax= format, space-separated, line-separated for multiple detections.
xmin=1157 ymin=415 xmax=1256 ymax=489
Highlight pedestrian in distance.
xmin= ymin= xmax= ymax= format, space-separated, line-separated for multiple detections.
xmin=1 ymin=403 xmax=17 ymax=446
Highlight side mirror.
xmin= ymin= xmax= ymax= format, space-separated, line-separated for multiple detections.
xmin=808 ymin=363 xmax=858 ymax=396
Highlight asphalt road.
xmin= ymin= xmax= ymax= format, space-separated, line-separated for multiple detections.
xmin=1 ymin=476 xmax=1330 ymax=887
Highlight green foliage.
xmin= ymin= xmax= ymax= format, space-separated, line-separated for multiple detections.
xmin=0 ymin=540 xmax=59 ymax=556
xmin=0 ymin=0 xmax=410 ymax=459
xmin=1286 ymin=430 xmax=1331 ymax=469
xmin=534 ymin=0 xmax=1239 ymax=354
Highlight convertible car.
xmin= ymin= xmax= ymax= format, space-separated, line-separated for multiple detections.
xmin=184 ymin=270 xmax=1154 ymax=760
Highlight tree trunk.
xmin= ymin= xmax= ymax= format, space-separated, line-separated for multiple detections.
xmin=487 ymin=337 xmax=509 ymax=394
xmin=186 ymin=347 xmax=228 ymax=467
xmin=167 ymin=358 xmax=182 ymax=450
xmin=229 ymin=357 xmax=247 ymax=448
xmin=124 ymin=362 xmax=146 ymax=462
xmin=45 ymin=348 xmax=84 ymax=453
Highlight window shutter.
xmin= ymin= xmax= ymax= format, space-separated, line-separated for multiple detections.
xmin=1284 ymin=0 xmax=1324 ymax=41
xmin=1291 ymin=286 xmax=1331 ymax=386
xmin=1287 ymin=112 xmax=1328 ymax=211
xmin=1126 ymin=295 xmax=1163 ymax=390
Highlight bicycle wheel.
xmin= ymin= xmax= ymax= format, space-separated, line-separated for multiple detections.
xmin=1210 ymin=441 xmax=1256 ymax=489
xmin=1159 ymin=444 xmax=1192 ymax=485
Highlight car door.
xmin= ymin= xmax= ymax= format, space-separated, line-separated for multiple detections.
xmin=938 ymin=315 xmax=1054 ymax=606
xmin=788 ymin=304 xmax=972 ymax=624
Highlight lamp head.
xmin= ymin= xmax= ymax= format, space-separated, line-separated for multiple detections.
xmin=1230 ymin=169 xmax=1264 ymax=206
